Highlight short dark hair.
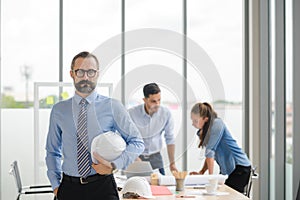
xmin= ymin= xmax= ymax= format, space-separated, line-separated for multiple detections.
xmin=143 ymin=83 xmax=161 ymax=98
xmin=71 ymin=51 xmax=99 ymax=70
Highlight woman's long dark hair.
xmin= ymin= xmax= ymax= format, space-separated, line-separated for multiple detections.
xmin=191 ymin=102 xmax=218 ymax=148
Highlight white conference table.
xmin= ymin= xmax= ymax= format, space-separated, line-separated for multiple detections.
xmin=121 ymin=184 xmax=251 ymax=200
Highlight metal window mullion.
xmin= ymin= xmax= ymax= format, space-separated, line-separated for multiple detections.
xmin=121 ymin=0 xmax=125 ymax=105
xmin=59 ymin=0 xmax=63 ymax=83
xmin=59 ymin=0 xmax=63 ymax=102
xmin=259 ymin=0 xmax=271 ymax=199
xmin=182 ymin=0 xmax=187 ymax=171
xmin=274 ymin=0 xmax=286 ymax=199
xmin=243 ymin=0 xmax=250 ymax=155
xmin=292 ymin=0 xmax=300 ymax=198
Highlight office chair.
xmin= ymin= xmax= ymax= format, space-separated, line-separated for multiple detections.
xmin=9 ymin=160 xmax=55 ymax=200
xmin=245 ymin=166 xmax=259 ymax=198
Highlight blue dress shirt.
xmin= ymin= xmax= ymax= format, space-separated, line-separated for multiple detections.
xmin=46 ymin=91 xmax=144 ymax=190
xmin=128 ymin=104 xmax=175 ymax=155
xmin=204 ymin=118 xmax=251 ymax=175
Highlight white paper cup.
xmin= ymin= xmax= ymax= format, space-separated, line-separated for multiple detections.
xmin=205 ymin=178 xmax=218 ymax=194
xmin=205 ymin=183 xmax=217 ymax=194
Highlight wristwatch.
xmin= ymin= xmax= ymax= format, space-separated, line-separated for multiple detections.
xmin=111 ymin=162 xmax=118 ymax=174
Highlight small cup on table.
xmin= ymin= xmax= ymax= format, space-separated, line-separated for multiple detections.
xmin=172 ymin=171 xmax=188 ymax=191
xmin=205 ymin=178 xmax=218 ymax=194
xmin=175 ymin=178 xmax=185 ymax=191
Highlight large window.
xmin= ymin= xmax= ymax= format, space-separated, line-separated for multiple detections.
xmin=1 ymin=0 xmax=246 ymax=198
xmin=261 ymin=0 xmax=294 ymax=199
xmin=1 ymin=0 xmax=59 ymax=105
xmin=1 ymin=0 xmax=58 ymax=199
xmin=124 ymin=0 xmax=184 ymax=172
xmin=187 ymin=0 xmax=243 ymax=173
xmin=63 ymin=0 xmax=121 ymax=89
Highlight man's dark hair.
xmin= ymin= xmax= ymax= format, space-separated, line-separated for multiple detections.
xmin=143 ymin=83 xmax=161 ymax=98
xmin=71 ymin=51 xmax=99 ymax=70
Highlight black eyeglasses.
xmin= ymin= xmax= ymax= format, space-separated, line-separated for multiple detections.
xmin=72 ymin=69 xmax=98 ymax=78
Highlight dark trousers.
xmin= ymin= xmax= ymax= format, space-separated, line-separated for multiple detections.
xmin=57 ymin=174 xmax=119 ymax=200
xmin=139 ymin=152 xmax=165 ymax=175
xmin=225 ymin=165 xmax=251 ymax=193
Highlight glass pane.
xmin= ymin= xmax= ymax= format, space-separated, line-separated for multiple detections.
xmin=1 ymin=0 xmax=59 ymax=199
xmin=125 ymin=0 xmax=182 ymax=31
xmin=63 ymin=0 xmax=121 ymax=97
xmin=285 ymin=0 xmax=293 ymax=199
xmin=1 ymin=0 xmax=59 ymax=106
xmin=125 ymin=0 xmax=183 ymax=174
xmin=187 ymin=0 xmax=243 ymax=173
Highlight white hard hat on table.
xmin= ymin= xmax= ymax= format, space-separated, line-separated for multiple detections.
xmin=121 ymin=177 xmax=155 ymax=199
xmin=91 ymin=131 xmax=126 ymax=163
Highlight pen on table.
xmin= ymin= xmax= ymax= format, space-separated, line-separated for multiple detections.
xmin=192 ymin=186 xmax=203 ymax=189
xmin=176 ymin=195 xmax=196 ymax=198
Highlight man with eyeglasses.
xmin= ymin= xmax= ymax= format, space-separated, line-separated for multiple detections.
xmin=45 ymin=51 xmax=144 ymax=200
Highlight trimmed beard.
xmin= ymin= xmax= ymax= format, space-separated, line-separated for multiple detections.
xmin=75 ymin=80 xmax=96 ymax=94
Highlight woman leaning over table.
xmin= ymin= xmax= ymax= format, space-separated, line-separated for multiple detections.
xmin=189 ymin=102 xmax=251 ymax=193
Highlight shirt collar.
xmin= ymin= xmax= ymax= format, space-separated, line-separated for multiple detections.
xmin=141 ymin=104 xmax=150 ymax=117
xmin=74 ymin=90 xmax=97 ymax=105
xmin=141 ymin=104 xmax=160 ymax=117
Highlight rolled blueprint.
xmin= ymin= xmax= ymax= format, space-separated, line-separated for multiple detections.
xmin=158 ymin=174 xmax=228 ymax=186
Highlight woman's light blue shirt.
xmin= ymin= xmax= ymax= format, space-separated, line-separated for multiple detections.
xmin=205 ymin=118 xmax=251 ymax=175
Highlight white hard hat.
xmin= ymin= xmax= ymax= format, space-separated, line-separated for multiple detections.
xmin=91 ymin=131 xmax=126 ymax=163
xmin=121 ymin=177 xmax=155 ymax=199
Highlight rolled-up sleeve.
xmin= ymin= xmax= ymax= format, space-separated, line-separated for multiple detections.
xmin=205 ymin=119 xmax=225 ymax=158
xmin=45 ymin=107 xmax=63 ymax=190
xmin=110 ymin=100 xmax=145 ymax=170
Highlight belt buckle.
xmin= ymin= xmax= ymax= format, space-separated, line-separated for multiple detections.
xmin=80 ymin=177 xmax=88 ymax=184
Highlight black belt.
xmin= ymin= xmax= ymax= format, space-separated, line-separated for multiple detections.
xmin=140 ymin=152 xmax=160 ymax=159
xmin=63 ymin=173 xmax=108 ymax=185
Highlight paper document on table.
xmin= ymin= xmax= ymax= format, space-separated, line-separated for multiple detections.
xmin=159 ymin=175 xmax=176 ymax=185
xmin=184 ymin=174 xmax=228 ymax=186
xmin=185 ymin=190 xmax=229 ymax=196
xmin=150 ymin=185 xmax=173 ymax=195
xmin=158 ymin=174 xmax=228 ymax=186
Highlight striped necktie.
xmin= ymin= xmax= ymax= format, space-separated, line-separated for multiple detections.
xmin=77 ymin=98 xmax=91 ymax=177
